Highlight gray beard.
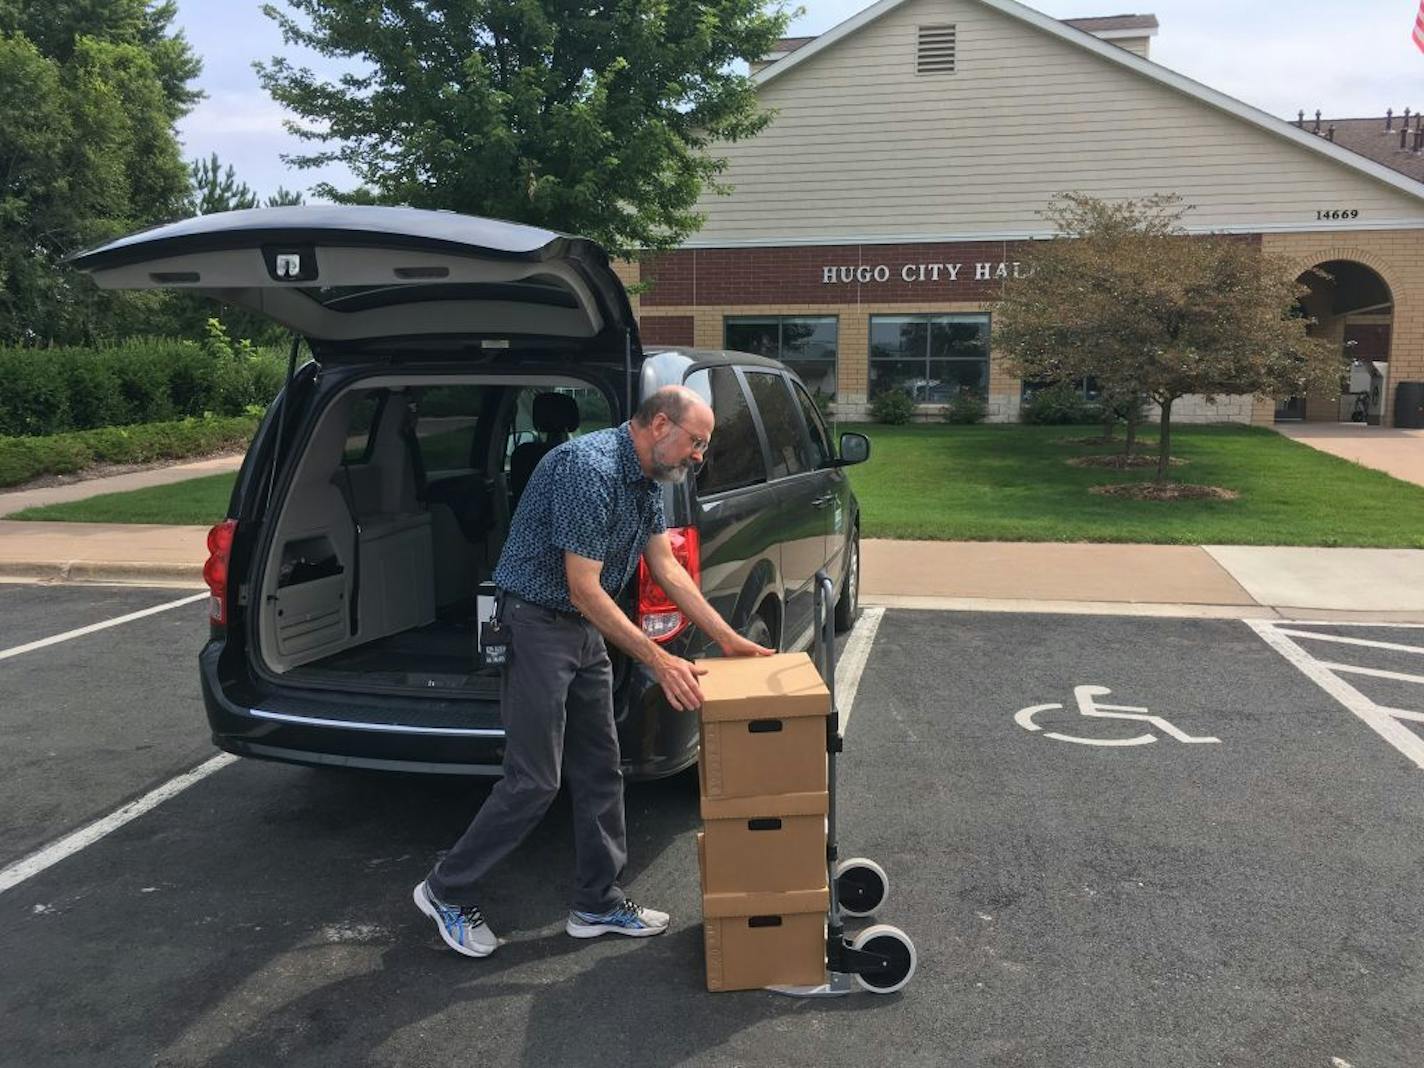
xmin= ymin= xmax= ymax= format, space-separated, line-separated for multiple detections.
xmin=651 ymin=460 xmax=690 ymax=484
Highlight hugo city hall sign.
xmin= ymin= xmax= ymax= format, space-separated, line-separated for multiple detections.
xmin=640 ymin=242 xmax=1036 ymax=307
xmin=821 ymin=260 xmax=1032 ymax=284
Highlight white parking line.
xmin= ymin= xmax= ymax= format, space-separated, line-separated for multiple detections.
xmin=1275 ymin=630 xmax=1424 ymax=656
xmin=1247 ymin=619 xmax=1424 ymax=771
xmin=0 ymin=753 xmax=237 ymax=895
xmin=836 ymin=607 xmax=885 ymax=733
xmin=1317 ymin=662 xmax=1424 ymax=685
xmin=0 ymin=592 xmax=207 ymax=662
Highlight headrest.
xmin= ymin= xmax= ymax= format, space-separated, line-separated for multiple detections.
xmin=533 ymin=392 xmax=580 ymax=434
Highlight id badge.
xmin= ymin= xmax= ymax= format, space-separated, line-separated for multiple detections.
xmin=480 ymin=618 xmax=511 ymax=667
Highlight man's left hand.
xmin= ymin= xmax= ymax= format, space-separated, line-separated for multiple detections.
xmin=719 ymin=633 xmax=775 ymax=658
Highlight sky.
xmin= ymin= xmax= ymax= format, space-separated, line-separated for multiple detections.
xmin=171 ymin=0 xmax=1424 ymax=201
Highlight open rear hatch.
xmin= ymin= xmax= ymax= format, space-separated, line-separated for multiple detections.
xmin=68 ymin=204 xmax=640 ymax=361
xmin=69 ymin=207 xmax=641 ymax=705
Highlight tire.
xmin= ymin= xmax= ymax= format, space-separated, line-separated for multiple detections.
xmin=834 ymin=857 xmax=889 ymax=917
xmin=850 ymin=924 xmax=917 ymax=994
xmin=834 ymin=531 xmax=860 ymax=633
xmin=742 ymin=611 xmax=774 ymax=651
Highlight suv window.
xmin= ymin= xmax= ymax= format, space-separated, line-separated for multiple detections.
xmin=410 ymin=385 xmax=486 ymax=471
xmin=745 ymin=371 xmax=812 ymax=479
xmin=688 ymin=367 xmax=766 ymax=495
xmin=791 ymin=380 xmax=832 ymax=469
xmin=503 ymin=386 xmax=613 ymax=471
xmin=342 ymin=390 xmax=386 ymax=464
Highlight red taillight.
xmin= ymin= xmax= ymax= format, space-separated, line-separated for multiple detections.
xmin=204 ymin=519 xmax=237 ymax=626
xmin=637 ymin=526 xmax=701 ymax=643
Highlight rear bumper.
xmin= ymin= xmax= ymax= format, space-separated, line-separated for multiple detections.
xmin=200 ymin=639 xmax=699 ymax=780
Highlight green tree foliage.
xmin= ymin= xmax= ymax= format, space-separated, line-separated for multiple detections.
xmin=255 ymin=0 xmax=790 ymax=255
xmin=996 ymin=194 xmax=1341 ymax=483
xmin=0 ymin=1 xmax=201 ymax=344
xmin=188 ymin=152 xmax=261 ymax=214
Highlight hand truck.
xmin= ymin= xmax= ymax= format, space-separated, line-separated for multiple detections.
xmin=769 ymin=570 xmax=917 ymax=996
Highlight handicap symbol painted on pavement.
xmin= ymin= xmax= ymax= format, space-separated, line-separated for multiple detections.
xmin=1014 ymin=685 xmax=1221 ymax=747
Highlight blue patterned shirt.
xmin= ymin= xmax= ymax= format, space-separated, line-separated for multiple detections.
xmin=493 ymin=422 xmax=667 ymax=612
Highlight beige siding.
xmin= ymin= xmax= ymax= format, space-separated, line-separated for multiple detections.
xmin=693 ymin=0 xmax=1424 ymax=244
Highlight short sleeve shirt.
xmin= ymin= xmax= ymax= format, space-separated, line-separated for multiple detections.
xmin=492 ymin=422 xmax=667 ymax=612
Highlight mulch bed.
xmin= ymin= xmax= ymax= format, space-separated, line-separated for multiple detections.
xmin=1090 ymin=482 xmax=1239 ymax=502
xmin=1056 ymin=435 xmax=1159 ymax=447
xmin=1067 ymin=454 xmax=1187 ymax=469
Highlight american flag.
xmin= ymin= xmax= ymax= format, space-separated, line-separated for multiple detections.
xmin=1416 ymin=0 xmax=1424 ymax=52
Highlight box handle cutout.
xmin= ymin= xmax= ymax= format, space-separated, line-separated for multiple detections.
xmin=747 ymin=818 xmax=782 ymax=831
xmin=748 ymin=719 xmax=783 ymax=733
xmin=748 ymin=916 xmax=783 ymax=928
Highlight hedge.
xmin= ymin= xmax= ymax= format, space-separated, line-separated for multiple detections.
xmin=0 ymin=334 xmax=287 ymax=438
xmin=0 ymin=414 xmax=261 ymax=488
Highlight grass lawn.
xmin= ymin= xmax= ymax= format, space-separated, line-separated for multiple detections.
xmin=11 ymin=423 xmax=1424 ymax=548
xmin=10 ymin=471 xmax=239 ymax=526
xmin=840 ymin=423 xmax=1424 ymax=547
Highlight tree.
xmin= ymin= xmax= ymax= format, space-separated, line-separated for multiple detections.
xmin=255 ymin=0 xmax=790 ymax=255
xmin=0 ymin=2 xmax=201 ymax=344
xmin=996 ymin=194 xmax=1341 ymax=483
xmin=188 ymin=152 xmax=261 ymax=214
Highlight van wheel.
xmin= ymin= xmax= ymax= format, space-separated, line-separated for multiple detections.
xmin=742 ymin=612 xmax=774 ymax=651
xmin=834 ymin=531 xmax=860 ymax=633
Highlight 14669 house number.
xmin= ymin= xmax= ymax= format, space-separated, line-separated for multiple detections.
xmin=1317 ymin=209 xmax=1359 ymax=220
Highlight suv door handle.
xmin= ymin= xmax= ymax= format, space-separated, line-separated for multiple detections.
xmin=811 ymin=494 xmax=835 ymax=507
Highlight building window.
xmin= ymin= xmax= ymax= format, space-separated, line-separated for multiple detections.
xmin=869 ymin=314 xmax=990 ymax=404
xmin=724 ymin=316 xmax=838 ymax=403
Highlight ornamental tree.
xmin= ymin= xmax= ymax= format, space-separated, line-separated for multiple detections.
xmin=996 ymin=193 xmax=1341 ymax=483
xmin=256 ymin=0 xmax=790 ymax=256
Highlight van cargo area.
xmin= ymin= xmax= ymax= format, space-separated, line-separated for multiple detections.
xmin=252 ymin=373 xmax=626 ymax=696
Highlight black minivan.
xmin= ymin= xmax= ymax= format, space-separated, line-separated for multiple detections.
xmin=71 ymin=206 xmax=869 ymax=779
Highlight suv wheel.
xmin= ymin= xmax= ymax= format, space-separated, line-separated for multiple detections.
xmin=834 ymin=531 xmax=860 ymax=633
xmin=742 ymin=611 xmax=775 ymax=651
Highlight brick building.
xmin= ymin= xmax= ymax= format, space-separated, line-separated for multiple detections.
xmin=623 ymin=0 xmax=1424 ymax=427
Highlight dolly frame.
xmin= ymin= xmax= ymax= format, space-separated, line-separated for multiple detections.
xmin=767 ymin=570 xmax=902 ymax=997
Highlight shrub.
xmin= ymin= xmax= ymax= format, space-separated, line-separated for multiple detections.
xmin=0 ymin=337 xmax=287 ymax=435
xmin=0 ymin=414 xmax=261 ymax=487
xmin=945 ymin=389 xmax=987 ymax=425
xmin=871 ymin=389 xmax=915 ymax=425
xmin=0 ymin=348 xmax=72 ymax=436
xmin=1020 ymin=382 xmax=1103 ymax=425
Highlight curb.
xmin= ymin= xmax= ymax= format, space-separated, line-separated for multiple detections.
xmin=0 ymin=560 xmax=205 ymax=586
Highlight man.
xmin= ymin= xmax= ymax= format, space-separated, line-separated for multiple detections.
xmin=414 ymin=385 xmax=774 ymax=957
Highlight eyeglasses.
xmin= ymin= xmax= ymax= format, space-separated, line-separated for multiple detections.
xmin=668 ymin=417 xmax=710 ymax=453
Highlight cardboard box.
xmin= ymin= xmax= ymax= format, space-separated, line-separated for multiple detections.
xmin=699 ymin=834 xmax=828 ymax=992
xmin=696 ymin=652 xmax=830 ymax=800
xmin=700 ymin=790 xmax=828 ymax=894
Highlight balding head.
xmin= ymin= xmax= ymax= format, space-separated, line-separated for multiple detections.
xmin=629 ymin=384 xmax=714 ymax=484
xmin=632 ymin=384 xmax=709 ymax=429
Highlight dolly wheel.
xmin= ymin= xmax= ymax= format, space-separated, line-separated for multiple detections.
xmin=834 ymin=857 xmax=889 ymax=917
xmin=850 ymin=925 xmax=917 ymax=994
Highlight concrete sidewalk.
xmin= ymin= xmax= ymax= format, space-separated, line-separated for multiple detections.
xmin=1 ymin=521 xmax=1421 ymax=619
xmin=0 ymin=454 xmax=244 ymax=518
xmin=1274 ymin=423 xmax=1424 ymax=489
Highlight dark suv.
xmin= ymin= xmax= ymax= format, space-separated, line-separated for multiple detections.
xmin=71 ymin=206 xmax=868 ymax=779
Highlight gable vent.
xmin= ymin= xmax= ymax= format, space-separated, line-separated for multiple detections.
xmin=917 ymin=24 xmax=957 ymax=74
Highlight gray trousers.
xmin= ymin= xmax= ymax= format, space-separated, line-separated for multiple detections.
xmin=426 ymin=593 xmax=628 ymax=915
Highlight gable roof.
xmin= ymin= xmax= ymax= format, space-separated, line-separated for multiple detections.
xmin=1304 ymin=116 xmax=1424 ymax=184
xmin=753 ymin=0 xmax=1424 ymax=209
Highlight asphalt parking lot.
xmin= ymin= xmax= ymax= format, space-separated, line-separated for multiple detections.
xmin=3 ymin=584 xmax=1423 ymax=1067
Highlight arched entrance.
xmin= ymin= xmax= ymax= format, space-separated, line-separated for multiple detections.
xmin=1276 ymin=259 xmax=1394 ymax=424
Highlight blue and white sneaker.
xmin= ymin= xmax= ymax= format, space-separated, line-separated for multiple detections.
xmin=413 ymin=880 xmax=499 ymax=957
xmin=566 ymin=898 xmax=670 ymax=939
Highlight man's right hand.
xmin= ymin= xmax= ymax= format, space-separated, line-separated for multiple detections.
xmin=654 ymin=653 xmax=708 ymax=712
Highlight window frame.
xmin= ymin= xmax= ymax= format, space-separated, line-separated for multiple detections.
xmin=743 ymin=368 xmax=818 ymax=483
xmin=724 ymin=314 xmax=839 ymax=401
xmin=685 ymin=365 xmax=772 ymax=500
xmin=868 ymin=312 xmax=991 ymax=404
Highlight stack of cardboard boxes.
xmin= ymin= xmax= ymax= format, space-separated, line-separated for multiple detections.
xmin=695 ymin=652 xmax=832 ymax=992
